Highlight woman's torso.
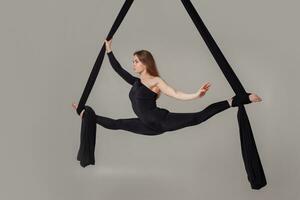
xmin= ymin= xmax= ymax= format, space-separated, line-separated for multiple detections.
xmin=129 ymin=78 xmax=168 ymax=129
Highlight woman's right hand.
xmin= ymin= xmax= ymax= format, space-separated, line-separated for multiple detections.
xmin=105 ymin=38 xmax=113 ymax=53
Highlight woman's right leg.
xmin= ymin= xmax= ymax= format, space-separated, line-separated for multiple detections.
xmin=95 ymin=115 xmax=162 ymax=136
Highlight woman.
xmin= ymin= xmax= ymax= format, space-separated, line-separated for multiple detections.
xmin=72 ymin=38 xmax=262 ymax=135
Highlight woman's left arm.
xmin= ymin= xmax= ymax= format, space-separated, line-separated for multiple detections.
xmin=156 ymin=77 xmax=200 ymax=100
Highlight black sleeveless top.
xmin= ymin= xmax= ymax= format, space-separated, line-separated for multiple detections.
xmin=107 ymin=51 xmax=169 ymax=131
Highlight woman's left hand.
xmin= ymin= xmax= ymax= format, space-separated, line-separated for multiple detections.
xmin=197 ymin=82 xmax=211 ymax=98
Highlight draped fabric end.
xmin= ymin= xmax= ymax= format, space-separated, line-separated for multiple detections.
xmin=75 ymin=0 xmax=267 ymax=189
xmin=237 ymin=106 xmax=267 ymax=189
xmin=76 ymin=106 xmax=97 ymax=168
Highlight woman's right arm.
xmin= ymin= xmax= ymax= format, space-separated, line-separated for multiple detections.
xmin=107 ymin=51 xmax=138 ymax=85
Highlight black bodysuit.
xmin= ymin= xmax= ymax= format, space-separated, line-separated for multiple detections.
xmin=95 ymin=51 xmax=230 ymax=135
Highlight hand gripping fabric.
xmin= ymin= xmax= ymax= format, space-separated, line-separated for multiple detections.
xmin=75 ymin=0 xmax=267 ymax=190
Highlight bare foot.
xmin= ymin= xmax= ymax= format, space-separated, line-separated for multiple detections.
xmin=228 ymin=93 xmax=262 ymax=107
xmin=72 ymin=102 xmax=85 ymax=118
xmin=249 ymin=93 xmax=262 ymax=103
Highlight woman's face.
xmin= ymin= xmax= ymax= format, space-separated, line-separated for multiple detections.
xmin=132 ymin=55 xmax=146 ymax=73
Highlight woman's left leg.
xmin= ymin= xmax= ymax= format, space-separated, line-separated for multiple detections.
xmin=160 ymin=100 xmax=230 ymax=132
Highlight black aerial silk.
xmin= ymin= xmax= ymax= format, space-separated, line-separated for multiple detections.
xmin=75 ymin=0 xmax=267 ymax=190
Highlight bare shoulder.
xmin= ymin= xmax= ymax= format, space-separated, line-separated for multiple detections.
xmin=154 ymin=76 xmax=169 ymax=87
xmin=153 ymin=76 xmax=163 ymax=84
xmin=151 ymin=76 xmax=162 ymax=93
xmin=152 ymin=76 xmax=177 ymax=97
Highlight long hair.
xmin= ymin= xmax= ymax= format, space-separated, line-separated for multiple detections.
xmin=133 ymin=50 xmax=161 ymax=99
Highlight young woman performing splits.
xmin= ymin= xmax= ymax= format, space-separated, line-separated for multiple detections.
xmin=72 ymin=38 xmax=262 ymax=135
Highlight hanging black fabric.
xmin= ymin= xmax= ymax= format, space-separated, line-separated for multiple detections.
xmin=180 ymin=0 xmax=266 ymax=190
xmin=75 ymin=0 xmax=266 ymax=190
xmin=76 ymin=0 xmax=134 ymax=168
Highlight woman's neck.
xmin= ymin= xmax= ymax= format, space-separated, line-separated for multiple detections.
xmin=139 ymin=70 xmax=152 ymax=80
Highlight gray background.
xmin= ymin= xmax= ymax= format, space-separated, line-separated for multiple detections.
xmin=1 ymin=0 xmax=299 ymax=199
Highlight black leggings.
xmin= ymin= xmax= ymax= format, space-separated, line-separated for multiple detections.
xmin=95 ymin=100 xmax=230 ymax=135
